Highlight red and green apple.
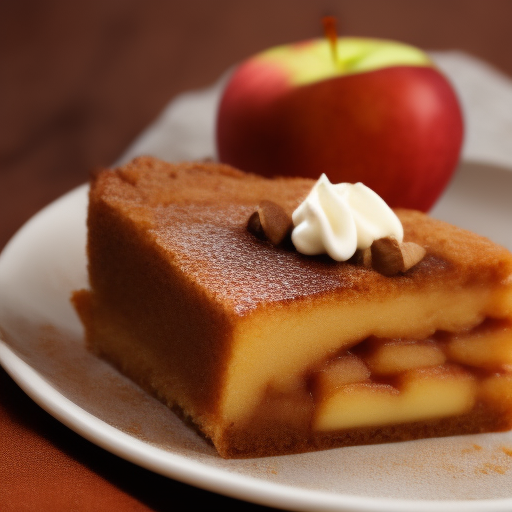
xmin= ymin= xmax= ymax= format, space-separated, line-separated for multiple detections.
xmin=216 ymin=36 xmax=464 ymax=211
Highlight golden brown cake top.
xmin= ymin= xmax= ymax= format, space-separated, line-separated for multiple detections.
xmin=89 ymin=156 xmax=512 ymax=315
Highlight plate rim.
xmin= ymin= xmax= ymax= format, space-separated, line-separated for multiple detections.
xmin=3 ymin=339 xmax=511 ymax=512
xmin=2 ymin=164 xmax=512 ymax=511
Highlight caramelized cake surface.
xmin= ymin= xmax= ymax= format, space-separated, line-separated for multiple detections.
xmin=73 ymin=156 xmax=512 ymax=458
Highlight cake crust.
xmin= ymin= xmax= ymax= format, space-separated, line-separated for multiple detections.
xmin=88 ymin=157 xmax=512 ymax=314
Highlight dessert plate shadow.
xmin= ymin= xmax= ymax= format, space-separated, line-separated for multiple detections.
xmin=1 ymin=161 xmax=512 ymax=512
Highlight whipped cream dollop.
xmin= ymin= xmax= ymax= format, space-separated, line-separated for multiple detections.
xmin=291 ymin=174 xmax=404 ymax=261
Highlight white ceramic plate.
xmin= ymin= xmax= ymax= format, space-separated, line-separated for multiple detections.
xmin=2 ymin=161 xmax=512 ymax=512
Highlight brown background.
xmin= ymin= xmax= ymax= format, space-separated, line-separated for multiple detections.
xmin=2 ymin=1 xmax=512 ymax=510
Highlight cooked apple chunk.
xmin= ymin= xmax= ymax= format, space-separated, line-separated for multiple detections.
xmin=362 ymin=338 xmax=446 ymax=375
xmin=314 ymin=365 xmax=476 ymax=431
xmin=314 ymin=354 xmax=371 ymax=393
xmin=314 ymin=382 xmax=401 ymax=431
xmin=480 ymin=374 xmax=512 ymax=406
xmin=446 ymin=320 xmax=512 ymax=370
xmin=395 ymin=365 xmax=476 ymax=423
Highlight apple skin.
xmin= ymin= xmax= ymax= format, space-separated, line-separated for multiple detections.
xmin=216 ymin=41 xmax=464 ymax=212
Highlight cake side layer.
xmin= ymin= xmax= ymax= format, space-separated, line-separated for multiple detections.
xmin=84 ymin=180 xmax=236 ymax=429
xmin=223 ymin=285 xmax=511 ymax=424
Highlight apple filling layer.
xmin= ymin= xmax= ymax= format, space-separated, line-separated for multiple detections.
xmin=311 ymin=319 xmax=512 ymax=432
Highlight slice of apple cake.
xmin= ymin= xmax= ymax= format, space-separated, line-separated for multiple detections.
xmin=73 ymin=157 xmax=512 ymax=458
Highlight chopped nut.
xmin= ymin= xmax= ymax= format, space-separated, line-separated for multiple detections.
xmin=247 ymin=211 xmax=263 ymax=238
xmin=247 ymin=200 xmax=293 ymax=246
xmin=371 ymin=237 xmax=402 ymax=276
xmin=400 ymin=241 xmax=427 ymax=272
xmin=351 ymin=247 xmax=372 ymax=268
xmin=371 ymin=237 xmax=426 ymax=276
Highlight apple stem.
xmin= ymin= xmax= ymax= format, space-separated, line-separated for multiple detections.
xmin=322 ymin=16 xmax=341 ymax=68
